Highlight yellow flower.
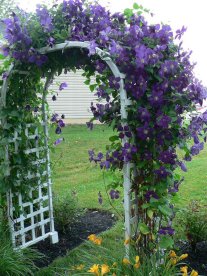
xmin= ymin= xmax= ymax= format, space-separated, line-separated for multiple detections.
xmin=88 ymin=234 xmax=97 ymax=242
xmin=180 ymin=266 xmax=188 ymax=276
xmin=94 ymin=237 xmax=102 ymax=245
xmin=135 ymin=256 xmax=140 ymax=263
xmin=169 ymin=250 xmax=177 ymax=258
xmin=190 ymin=270 xmax=198 ymax=276
xmin=101 ymin=264 xmax=110 ymax=275
xmin=134 ymin=262 xmax=140 ymax=269
xmin=88 ymin=264 xmax=99 ymax=275
xmin=76 ymin=264 xmax=84 ymax=270
xmin=179 ymin=253 xmax=188 ymax=260
xmin=170 ymin=258 xmax=177 ymax=265
xmin=124 ymin=238 xmax=130 ymax=245
xmin=122 ymin=258 xmax=131 ymax=265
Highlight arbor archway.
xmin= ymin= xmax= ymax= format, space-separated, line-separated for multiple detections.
xmin=1 ymin=41 xmax=136 ymax=249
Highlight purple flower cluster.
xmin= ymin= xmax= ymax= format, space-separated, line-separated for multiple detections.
xmin=50 ymin=113 xmax=65 ymax=134
xmin=89 ymin=142 xmax=137 ymax=169
xmin=36 ymin=5 xmax=54 ymax=32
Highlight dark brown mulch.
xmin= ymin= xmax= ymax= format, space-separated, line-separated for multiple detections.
xmin=178 ymin=241 xmax=207 ymax=275
xmin=33 ymin=209 xmax=116 ymax=268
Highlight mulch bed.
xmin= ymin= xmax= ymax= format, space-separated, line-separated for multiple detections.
xmin=34 ymin=209 xmax=116 ymax=268
xmin=178 ymin=241 xmax=207 ymax=275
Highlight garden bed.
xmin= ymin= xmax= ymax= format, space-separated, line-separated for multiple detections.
xmin=34 ymin=209 xmax=116 ymax=268
xmin=178 ymin=241 xmax=207 ymax=275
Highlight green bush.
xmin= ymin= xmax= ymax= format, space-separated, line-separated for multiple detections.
xmin=175 ymin=201 xmax=207 ymax=249
xmin=53 ymin=190 xmax=81 ymax=233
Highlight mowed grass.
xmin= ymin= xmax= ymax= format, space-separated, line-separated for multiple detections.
xmin=38 ymin=124 xmax=207 ymax=274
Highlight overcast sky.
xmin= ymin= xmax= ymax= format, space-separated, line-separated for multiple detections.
xmin=17 ymin=0 xmax=207 ymax=86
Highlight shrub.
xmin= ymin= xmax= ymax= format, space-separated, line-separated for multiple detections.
xmin=175 ymin=201 xmax=207 ymax=249
xmin=53 ymin=190 xmax=81 ymax=233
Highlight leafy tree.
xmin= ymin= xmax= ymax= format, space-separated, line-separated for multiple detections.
xmin=0 ymin=0 xmax=17 ymax=19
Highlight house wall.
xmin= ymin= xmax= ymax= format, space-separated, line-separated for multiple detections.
xmin=47 ymin=70 xmax=97 ymax=124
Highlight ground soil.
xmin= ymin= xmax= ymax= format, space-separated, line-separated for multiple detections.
xmin=178 ymin=240 xmax=207 ymax=275
xmin=34 ymin=209 xmax=116 ymax=268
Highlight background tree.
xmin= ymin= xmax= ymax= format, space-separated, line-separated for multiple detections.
xmin=0 ymin=0 xmax=17 ymax=19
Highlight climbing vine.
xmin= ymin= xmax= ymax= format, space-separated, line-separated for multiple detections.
xmin=0 ymin=0 xmax=207 ymax=252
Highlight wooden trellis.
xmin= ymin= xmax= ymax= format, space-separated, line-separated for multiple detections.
xmin=1 ymin=41 xmax=138 ymax=251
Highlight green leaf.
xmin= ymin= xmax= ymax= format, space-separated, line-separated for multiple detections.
xmin=0 ymin=54 xmax=5 ymax=60
xmin=147 ymin=209 xmax=154 ymax=219
xmin=84 ymin=79 xmax=90 ymax=85
xmin=159 ymin=236 xmax=174 ymax=249
xmin=124 ymin=8 xmax=133 ymax=18
xmin=109 ymin=135 xmax=119 ymax=142
xmin=133 ymin=3 xmax=139 ymax=9
xmin=158 ymin=205 xmax=173 ymax=217
xmin=139 ymin=222 xmax=150 ymax=235
xmin=89 ymin=84 xmax=96 ymax=92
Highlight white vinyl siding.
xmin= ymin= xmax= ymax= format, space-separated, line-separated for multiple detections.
xmin=47 ymin=70 xmax=97 ymax=119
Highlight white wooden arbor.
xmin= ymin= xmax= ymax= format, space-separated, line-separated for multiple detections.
xmin=1 ymin=41 xmax=138 ymax=250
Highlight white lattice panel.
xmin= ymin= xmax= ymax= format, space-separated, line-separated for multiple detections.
xmin=7 ymin=123 xmax=58 ymax=249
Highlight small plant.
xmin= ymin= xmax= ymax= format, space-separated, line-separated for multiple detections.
xmin=0 ymin=224 xmax=43 ymax=275
xmin=53 ymin=190 xmax=81 ymax=233
xmin=175 ymin=201 xmax=207 ymax=250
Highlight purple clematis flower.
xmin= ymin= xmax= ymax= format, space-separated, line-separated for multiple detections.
xmin=55 ymin=126 xmax=62 ymax=134
xmin=158 ymin=150 xmax=176 ymax=165
xmin=28 ymin=53 xmax=48 ymax=67
xmin=59 ymin=82 xmax=68 ymax=91
xmin=51 ymin=113 xmax=59 ymax=122
xmin=108 ymin=76 xmax=121 ymax=90
xmin=88 ymin=40 xmax=98 ymax=56
xmin=136 ymin=123 xmax=152 ymax=140
xmin=52 ymin=95 xmax=57 ymax=101
xmin=155 ymin=166 xmax=169 ymax=179
xmin=36 ymin=5 xmax=53 ymax=32
xmin=138 ymin=107 xmax=151 ymax=122
xmin=175 ymin=26 xmax=187 ymax=40
xmin=145 ymin=190 xmax=159 ymax=202
xmin=157 ymin=115 xmax=172 ymax=129
xmin=178 ymin=161 xmax=187 ymax=172
xmin=149 ymin=90 xmax=164 ymax=107
xmin=54 ymin=137 xmax=64 ymax=146
xmin=158 ymin=226 xmax=175 ymax=235
xmin=190 ymin=142 xmax=204 ymax=156
xmin=58 ymin=120 xmax=65 ymax=128
xmin=47 ymin=37 xmax=55 ymax=48
xmin=109 ymin=189 xmax=120 ymax=200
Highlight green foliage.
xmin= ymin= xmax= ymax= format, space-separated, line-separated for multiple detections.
xmin=175 ymin=201 xmax=207 ymax=248
xmin=53 ymin=190 xmax=82 ymax=233
xmin=49 ymin=238 xmax=181 ymax=275
xmin=0 ymin=224 xmax=43 ymax=275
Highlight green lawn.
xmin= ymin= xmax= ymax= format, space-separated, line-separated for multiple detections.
xmin=37 ymin=124 xmax=207 ymax=275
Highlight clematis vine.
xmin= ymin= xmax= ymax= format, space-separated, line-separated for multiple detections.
xmin=2 ymin=0 xmax=207 ymax=254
